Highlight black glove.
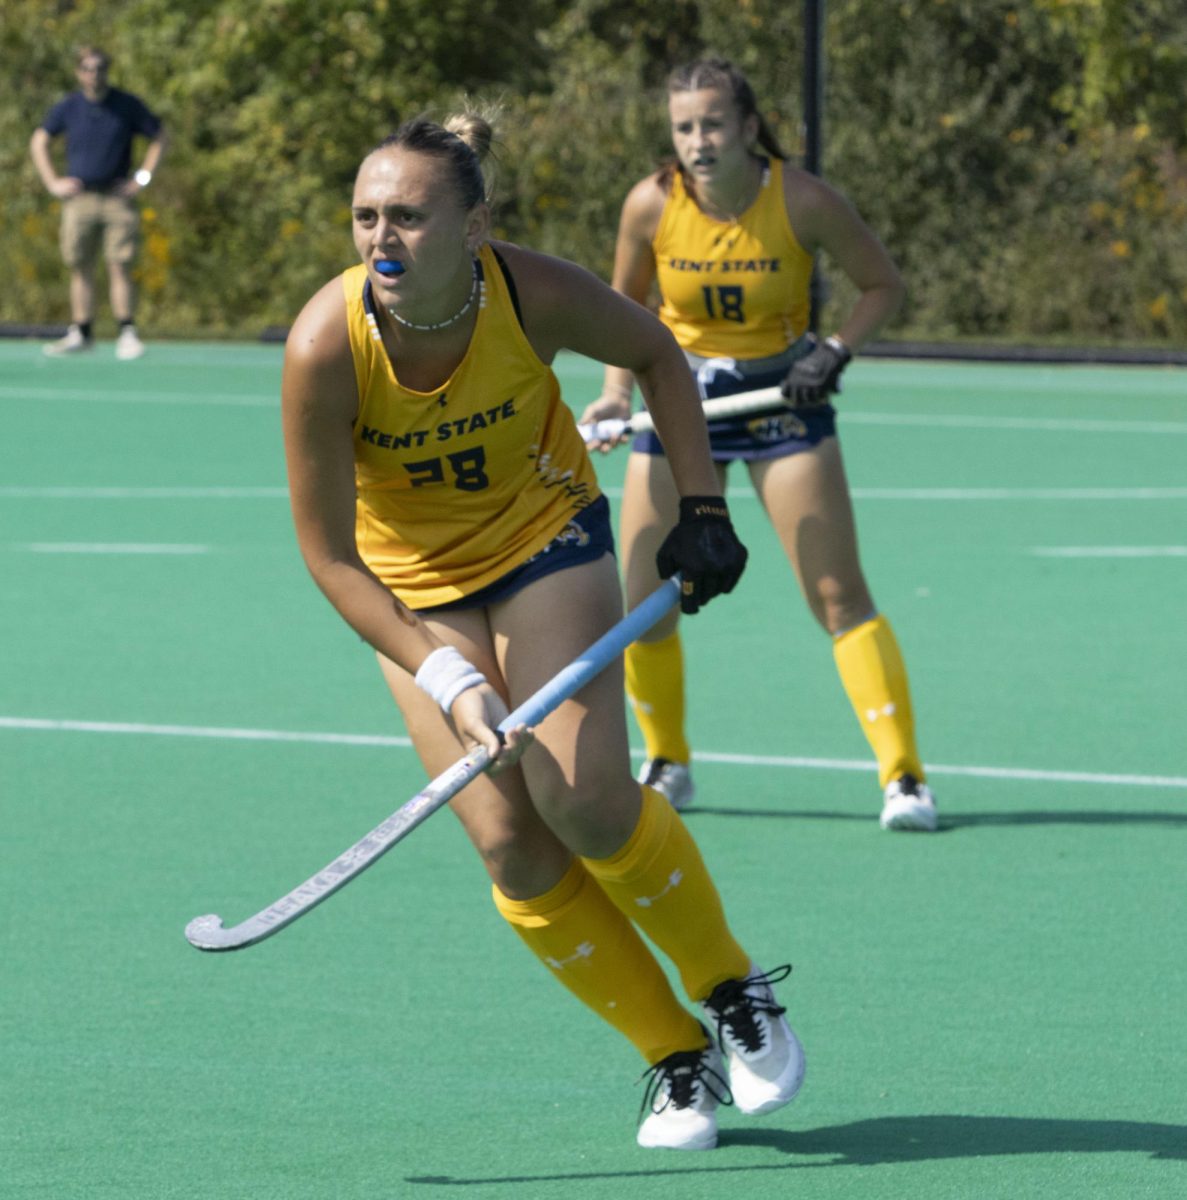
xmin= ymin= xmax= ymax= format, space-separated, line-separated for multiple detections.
xmin=780 ymin=335 xmax=851 ymax=407
xmin=656 ymin=496 xmax=749 ymax=615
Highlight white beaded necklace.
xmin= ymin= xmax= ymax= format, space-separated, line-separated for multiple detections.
xmin=386 ymin=260 xmax=481 ymax=332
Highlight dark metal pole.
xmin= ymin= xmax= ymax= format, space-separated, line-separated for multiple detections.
xmin=803 ymin=0 xmax=825 ymax=331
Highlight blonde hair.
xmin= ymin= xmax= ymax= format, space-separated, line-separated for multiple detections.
xmin=371 ymin=108 xmax=499 ymax=209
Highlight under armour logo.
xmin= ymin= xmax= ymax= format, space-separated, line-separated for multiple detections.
xmin=635 ymin=869 xmax=683 ymax=908
xmin=544 ymin=941 xmax=595 ymax=970
xmin=436 ymin=392 xmax=448 ymax=407
xmin=695 ymin=357 xmax=744 ymax=400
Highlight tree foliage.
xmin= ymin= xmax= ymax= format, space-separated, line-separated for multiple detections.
xmin=2 ymin=0 xmax=1184 ymax=343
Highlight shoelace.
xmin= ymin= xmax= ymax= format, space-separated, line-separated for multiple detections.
xmin=641 ymin=759 xmax=675 ymax=788
xmin=705 ymin=964 xmax=793 ymax=1054
xmin=639 ymin=1046 xmax=733 ymax=1117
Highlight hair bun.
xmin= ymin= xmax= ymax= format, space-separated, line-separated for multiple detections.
xmin=443 ymin=112 xmax=494 ymax=163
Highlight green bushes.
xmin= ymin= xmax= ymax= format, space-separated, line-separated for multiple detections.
xmin=3 ymin=0 xmax=1183 ymax=343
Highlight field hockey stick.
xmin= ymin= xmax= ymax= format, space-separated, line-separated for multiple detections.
xmin=578 ymin=384 xmax=787 ymax=445
xmin=184 ymin=576 xmax=682 ymax=952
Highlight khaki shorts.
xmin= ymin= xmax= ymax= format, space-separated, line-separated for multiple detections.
xmin=60 ymin=191 xmax=140 ymax=268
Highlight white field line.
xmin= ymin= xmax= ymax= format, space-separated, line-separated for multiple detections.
xmin=845 ymin=369 xmax=1187 ymax=399
xmin=697 ymin=486 xmax=1187 ymax=502
xmin=1029 ymin=546 xmax=1187 ymax=558
xmin=841 ymin=412 xmax=1187 ymax=435
xmin=5 ymin=377 xmax=1186 ymax=433
xmin=847 ymin=487 xmax=1187 ymax=501
xmin=0 ymin=717 xmax=410 ymax=747
xmin=19 ymin=542 xmax=210 ymax=554
xmin=1 ymin=716 xmax=1183 ymax=790
xmin=0 ymin=486 xmax=286 ymax=499
xmin=0 ymin=385 xmax=273 ymax=407
xmin=2 ymin=485 xmax=1186 ymax=503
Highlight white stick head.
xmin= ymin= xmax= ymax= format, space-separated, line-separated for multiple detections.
xmin=184 ymin=913 xmax=231 ymax=950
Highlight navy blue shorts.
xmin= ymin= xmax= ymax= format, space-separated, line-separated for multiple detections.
xmin=633 ymin=347 xmax=836 ymax=463
xmin=418 ymin=494 xmax=615 ymax=613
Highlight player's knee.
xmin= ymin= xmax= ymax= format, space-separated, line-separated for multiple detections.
xmin=538 ymin=776 xmax=640 ymax=859
xmin=473 ymin=821 xmax=557 ymax=895
xmin=811 ymin=576 xmax=873 ymax=635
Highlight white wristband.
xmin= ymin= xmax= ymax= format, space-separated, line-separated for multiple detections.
xmin=414 ymin=646 xmax=487 ymax=713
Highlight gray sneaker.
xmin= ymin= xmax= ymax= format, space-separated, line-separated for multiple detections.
xmin=637 ymin=1036 xmax=731 ymax=1150
xmin=43 ymin=325 xmax=92 ymax=356
xmin=638 ymin=758 xmax=695 ymax=810
xmin=702 ymin=964 xmax=805 ymax=1116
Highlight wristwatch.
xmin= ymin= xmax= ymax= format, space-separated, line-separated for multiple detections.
xmin=134 ymin=168 xmax=153 ymax=187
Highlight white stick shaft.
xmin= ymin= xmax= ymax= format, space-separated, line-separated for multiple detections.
xmin=578 ymin=385 xmax=786 ymax=445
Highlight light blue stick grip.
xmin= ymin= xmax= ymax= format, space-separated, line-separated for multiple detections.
xmin=499 ymin=575 xmax=681 ymax=731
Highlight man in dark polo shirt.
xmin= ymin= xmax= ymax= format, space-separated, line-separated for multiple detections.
xmin=30 ymin=45 xmax=167 ymax=359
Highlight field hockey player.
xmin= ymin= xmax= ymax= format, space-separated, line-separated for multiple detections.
xmin=280 ymin=111 xmax=805 ymax=1149
xmin=580 ymin=58 xmax=938 ymax=832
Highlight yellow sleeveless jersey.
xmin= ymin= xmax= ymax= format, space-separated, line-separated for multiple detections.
xmin=344 ymin=243 xmax=601 ymax=608
xmin=653 ymin=161 xmax=814 ymax=358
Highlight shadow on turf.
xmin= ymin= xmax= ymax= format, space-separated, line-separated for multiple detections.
xmin=405 ymin=1115 xmax=1186 ymax=1186
xmin=724 ymin=1114 xmax=1187 ymax=1162
xmin=942 ymin=810 xmax=1187 ymax=828
xmin=688 ymin=805 xmax=1187 ymax=830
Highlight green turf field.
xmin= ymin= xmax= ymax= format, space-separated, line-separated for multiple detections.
xmin=3 ymin=338 xmax=1185 ymax=1199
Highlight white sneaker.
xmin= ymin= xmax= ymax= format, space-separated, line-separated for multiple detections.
xmin=637 ymin=1038 xmax=731 ymax=1150
xmin=702 ymin=964 xmax=805 ymax=1116
xmin=115 ymin=326 xmax=146 ymax=360
xmin=43 ymin=325 xmax=92 ymax=356
xmin=638 ymin=758 xmax=695 ymax=810
xmin=880 ymin=774 xmax=938 ymax=831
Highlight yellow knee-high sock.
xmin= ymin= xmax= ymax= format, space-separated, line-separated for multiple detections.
xmin=833 ymin=613 xmax=924 ymax=788
xmin=492 ymin=859 xmax=705 ymax=1063
xmin=624 ymin=633 xmax=691 ymax=764
xmin=583 ymin=787 xmax=750 ymax=1002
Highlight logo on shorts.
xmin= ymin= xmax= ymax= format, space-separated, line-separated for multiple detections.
xmin=548 ymin=519 xmax=591 ymax=552
xmin=746 ymin=412 xmax=809 ymax=442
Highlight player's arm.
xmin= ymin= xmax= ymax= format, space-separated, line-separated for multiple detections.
xmin=580 ymin=176 xmax=667 ymax=443
xmin=784 ymin=164 xmax=905 ymax=350
xmin=780 ymin=164 xmax=905 ymax=405
xmin=280 ymin=284 xmax=523 ymax=760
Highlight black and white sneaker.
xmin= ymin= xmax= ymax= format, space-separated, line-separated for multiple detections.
xmin=702 ymin=964 xmax=805 ymax=1116
xmin=880 ymin=774 xmax=938 ymax=831
xmin=636 ymin=1036 xmax=731 ymax=1150
xmin=638 ymin=758 xmax=695 ymax=810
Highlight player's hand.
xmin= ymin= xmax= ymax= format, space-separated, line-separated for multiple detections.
xmin=781 ymin=336 xmax=851 ymax=407
xmin=655 ymin=496 xmax=749 ymax=614
xmin=577 ymin=393 xmax=633 ymax=453
xmin=450 ymin=684 xmax=534 ymax=774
